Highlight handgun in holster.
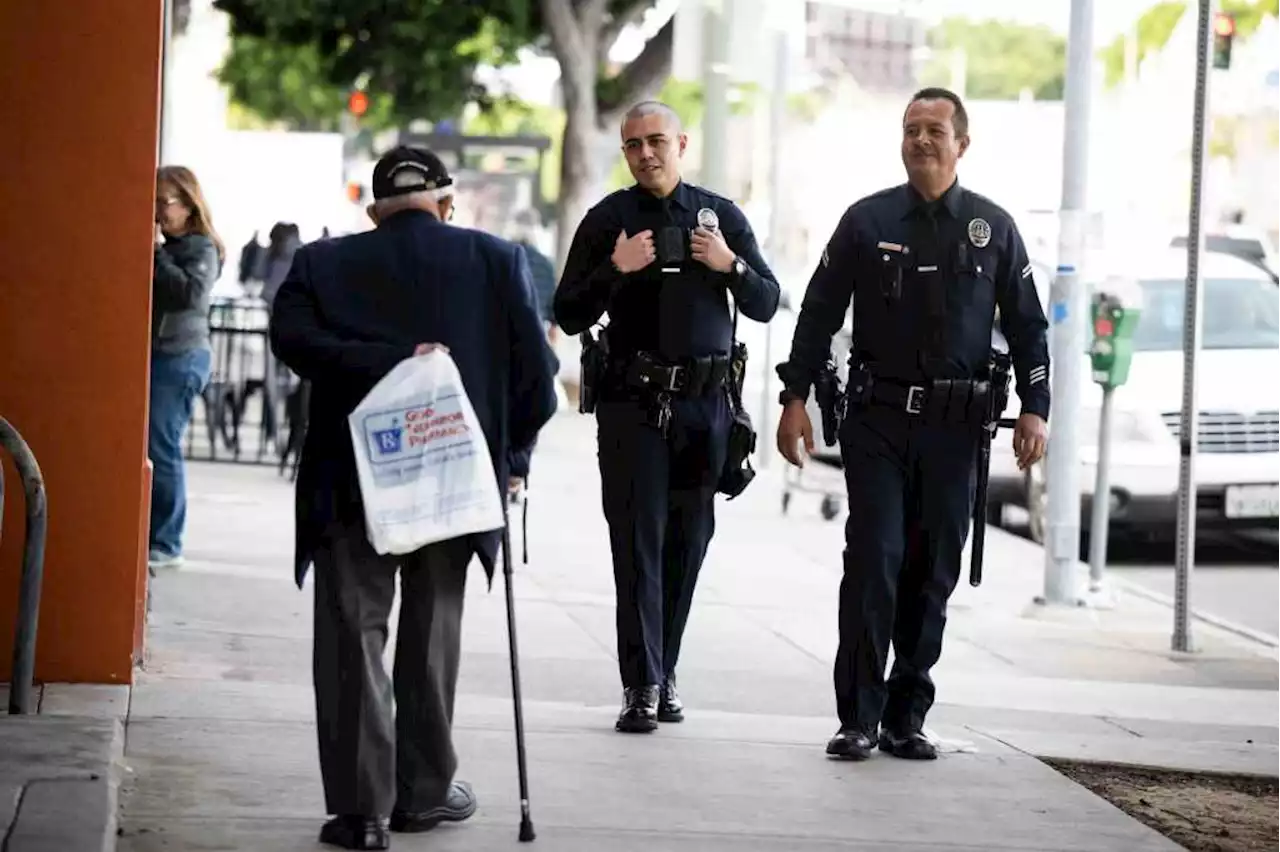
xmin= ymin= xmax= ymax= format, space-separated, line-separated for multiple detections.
xmin=968 ymin=350 xmax=1014 ymax=589
xmin=812 ymin=360 xmax=844 ymax=447
xmin=578 ymin=326 xmax=610 ymax=414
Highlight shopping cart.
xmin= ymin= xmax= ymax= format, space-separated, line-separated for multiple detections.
xmin=780 ymin=327 xmax=853 ymax=522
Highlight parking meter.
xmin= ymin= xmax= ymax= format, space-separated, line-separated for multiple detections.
xmin=1089 ymin=276 xmax=1143 ymax=390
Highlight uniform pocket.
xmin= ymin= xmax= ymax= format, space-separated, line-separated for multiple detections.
xmin=952 ymin=253 xmax=996 ymax=312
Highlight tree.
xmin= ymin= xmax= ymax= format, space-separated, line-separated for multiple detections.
xmin=538 ymin=0 xmax=673 ymax=266
xmin=212 ymin=0 xmax=676 ymax=267
xmin=1099 ymin=0 xmax=1278 ymax=87
xmin=919 ymin=18 xmax=1067 ymax=101
xmin=217 ymin=37 xmax=397 ymax=133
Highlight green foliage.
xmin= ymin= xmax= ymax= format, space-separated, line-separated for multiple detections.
xmin=1099 ymin=0 xmax=1278 ymax=87
xmin=919 ymin=18 xmax=1067 ymax=101
xmin=212 ymin=0 xmax=538 ymax=125
xmin=217 ymin=36 xmax=396 ymax=132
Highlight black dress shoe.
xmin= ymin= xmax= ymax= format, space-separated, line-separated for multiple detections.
xmin=878 ymin=727 xmax=938 ymax=760
xmin=390 ymin=780 xmax=477 ymax=832
xmin=319 ymin=815 xmax=389 ymax=850
xmin=825 ymin=727 xmax=875 ymax=761
xmin=658 ymin=675 xmax=684 ymax=723
xmin=615 ymin=685 xmax=659 ymax=733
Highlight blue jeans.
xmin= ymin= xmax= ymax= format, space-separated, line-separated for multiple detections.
xmin=149 ymin=348 xmax=211 ymax=557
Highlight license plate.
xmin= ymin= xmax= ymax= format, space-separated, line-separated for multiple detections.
xmin=1224 ymin=484 xmax=1280 ymax=519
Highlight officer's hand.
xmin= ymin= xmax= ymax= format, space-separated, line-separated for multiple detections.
xmin=612 ymin=230 xmax=655 ymax=274
xmin=777 ymin=400 xmax=815 ymax=468
xmin=1013 ymin=413 xmax=1048 ymax=471
xmin=690 ymin=226 xmax=735 ymax=273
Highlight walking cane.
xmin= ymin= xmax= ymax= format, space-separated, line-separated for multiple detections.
xmin=501 ymin=502 xmax=536 ymax=842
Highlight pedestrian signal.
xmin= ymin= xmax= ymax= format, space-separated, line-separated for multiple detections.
xmin=1212 ymin=13 xmax=1235 ymax=70
xmin=347 ymin=90 xmax=370 ymax=117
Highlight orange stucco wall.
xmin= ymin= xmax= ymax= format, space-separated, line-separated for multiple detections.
xmin=0 ymin=1 xmax=162 ymax=683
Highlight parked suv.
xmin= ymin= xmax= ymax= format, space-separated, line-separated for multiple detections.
xmin=989 ymin=246 xmax=1280 ymax=542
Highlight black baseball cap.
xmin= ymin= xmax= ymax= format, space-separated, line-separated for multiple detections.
xmin=371 ymin=146 xmax=454 ymax=200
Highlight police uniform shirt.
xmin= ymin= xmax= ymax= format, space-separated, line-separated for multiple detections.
xmin=554 ymin=181 xmax=780 ymax=361
xmin=780 ymin=180 xmax=1050 ymax=421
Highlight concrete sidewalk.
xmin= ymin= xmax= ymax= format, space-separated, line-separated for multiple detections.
xmin=98 ymin=410 xmax=1278 ymax=849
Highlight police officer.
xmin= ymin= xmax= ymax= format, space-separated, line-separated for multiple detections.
xmin=775 ymin=88 xmax=1050 ymax=761
xmin=555 ymin=101 xmax=781 ymax=733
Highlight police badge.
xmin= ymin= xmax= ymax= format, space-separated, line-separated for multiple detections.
xmin=696 ymin=208 xmax=720 ymax=232
xmin=967 ymin=218 xmax=992 ymax=248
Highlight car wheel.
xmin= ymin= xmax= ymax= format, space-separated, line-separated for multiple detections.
xmin=1025 ymin=460 xmax=1048 ymax=544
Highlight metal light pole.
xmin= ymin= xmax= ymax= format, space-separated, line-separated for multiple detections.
xmin=700 ymin=0 xmax=732 ymax=193
xmin=1041 ymin=0 xmax=1095 ymax=608
xmin=158 ymin=0 xmax=176 ymax=165
xmin=1173 ymin=0 xmax=1215 ymax=654
xmin=757 ymin=29 xmax=788 ymax=468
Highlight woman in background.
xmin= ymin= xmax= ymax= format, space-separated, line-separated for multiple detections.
xmin=150 ymin=166 xmax=223 ymax=570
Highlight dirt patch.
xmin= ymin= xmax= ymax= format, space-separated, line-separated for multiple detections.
xmin=1048 ymin=760 xmax=1278 ymax=852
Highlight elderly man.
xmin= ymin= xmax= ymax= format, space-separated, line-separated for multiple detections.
xmin=270 ymin=146 xmax=558 ymax=850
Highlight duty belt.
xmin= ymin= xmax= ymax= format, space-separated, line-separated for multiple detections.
xmin=623 ymin=352 xmax=731 ymax=398
xmin=865 ymin=375 xmax=993 ymax=430
xmin=868 ymin=378 xmax=929 ymax=414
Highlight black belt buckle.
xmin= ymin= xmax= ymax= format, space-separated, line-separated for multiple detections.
xmin=905 ymin=385 xmax=926 ymax=415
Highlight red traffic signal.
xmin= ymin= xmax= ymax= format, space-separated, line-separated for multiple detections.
xmin=347 ymin=90 xmax=370 ymax=117
xmin=1213 ymin=12 xmax=1235 ymax=37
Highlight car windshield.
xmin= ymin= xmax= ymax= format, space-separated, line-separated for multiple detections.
xmin=1133 ymin=277 xmax=1280 ymax=351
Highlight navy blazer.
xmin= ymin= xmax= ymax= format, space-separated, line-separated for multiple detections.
xmin=269 ymin=210 xmax=559 ymax=588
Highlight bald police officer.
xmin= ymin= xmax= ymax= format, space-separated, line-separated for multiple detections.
xmin=776 ymin=88 xmax=1050 ymax=761
xmin=555 ymin=101 xmax=780 ymax=734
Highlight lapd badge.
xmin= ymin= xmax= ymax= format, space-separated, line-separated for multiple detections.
xmin=967 ymin=217 xmax=992 ymax=248
xmin=697 ymin=208 xmax=720 ymax=232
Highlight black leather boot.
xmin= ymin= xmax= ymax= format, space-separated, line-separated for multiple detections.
xmin=615 ymin=685 xmax=659 ymax=733
xmin=658 ymin=675 xmax=684 ymax=723
xmin=878 ymin=725 xmax=938 ymax=760
xmin=318 ymin=816 xmax=389 ymax=850
xmin=825 ymin=727 xmax=875 ymax=761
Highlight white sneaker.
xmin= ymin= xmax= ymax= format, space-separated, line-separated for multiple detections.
xmin=148 ymin=550 xmax=184 ymax=570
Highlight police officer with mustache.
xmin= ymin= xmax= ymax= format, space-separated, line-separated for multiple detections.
xmin=555 ymin=101 xmax=781 ymax=734
xmin=775 ymin=87 xmax=1051 ymax=761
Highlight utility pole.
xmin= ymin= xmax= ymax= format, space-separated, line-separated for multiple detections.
xmin=1172 ymin=0 xmax=1215 ymax=654
xmin=1040 ymin=0 xmax=1094 ymax=608
xmin=158 ymin=0 xmax=176 ymax=165
xmin=700 ymin=0 xmax=733 ymax=193
xmin=757 ymin=29 xmax=788 ymax=468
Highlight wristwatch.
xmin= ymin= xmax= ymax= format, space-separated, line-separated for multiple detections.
xmin=731 ymin=256 xmax=747 ymax=277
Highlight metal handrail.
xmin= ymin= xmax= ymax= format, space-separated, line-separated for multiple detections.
xmin=0 ymin=416 xmax=48 ymax=715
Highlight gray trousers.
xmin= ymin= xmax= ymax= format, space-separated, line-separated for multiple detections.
xmin=312 ymin=521 xmax=471 ymax=817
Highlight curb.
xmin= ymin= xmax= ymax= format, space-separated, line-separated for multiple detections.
xmin=1112 ymin=576 xmax=1280 ymax=650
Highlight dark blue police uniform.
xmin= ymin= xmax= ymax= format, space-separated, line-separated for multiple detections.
xmin=555 ymin=180 xmax=780 ymax=731
xmin=777 ymin=180 xmax=1050 ymax=758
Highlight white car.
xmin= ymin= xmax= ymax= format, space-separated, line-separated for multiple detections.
xmin=988 ymin=246 xmax=1280 ymax=541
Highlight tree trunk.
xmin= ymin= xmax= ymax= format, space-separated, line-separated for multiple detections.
xmin=554 ymin=84 xmax=607 ymax=273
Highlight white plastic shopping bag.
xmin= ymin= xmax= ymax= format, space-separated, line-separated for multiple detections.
xmin=348 ymin=351 xmax=505 ymax=555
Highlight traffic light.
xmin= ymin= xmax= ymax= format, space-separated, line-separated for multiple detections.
xmin=347 ymin=89 xmax=370 ymax=118
xmin=1212 ymin=13 xmax=1235 ymax=70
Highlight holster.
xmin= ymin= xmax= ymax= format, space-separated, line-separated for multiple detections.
xmin=578 ymin=326 xmax=609 ymax=414
xmin=813 ymin=361 xmax=843 ymax=447
xmin=717 ymin=341 xmax=757 ymax=499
